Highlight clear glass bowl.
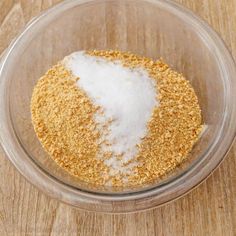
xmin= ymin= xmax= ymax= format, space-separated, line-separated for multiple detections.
xmin=0 ymin=0 xmax=236 ymax=213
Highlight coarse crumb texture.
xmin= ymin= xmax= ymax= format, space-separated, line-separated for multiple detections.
xmin=88 ymin=50 xmax=203 ymax=185
xmin=31 ymin=50 xmax=203 ymax=187
xmin=31 ymin=64 xmax=109 ymax=185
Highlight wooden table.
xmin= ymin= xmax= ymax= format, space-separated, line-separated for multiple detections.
xmin=0 ymin=0 xmax=235 ymax=235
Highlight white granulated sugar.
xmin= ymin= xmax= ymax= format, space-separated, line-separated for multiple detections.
xmin=63 ymin=51 xmax=158 ymax=177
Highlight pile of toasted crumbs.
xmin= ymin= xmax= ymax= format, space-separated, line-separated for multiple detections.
xmin=31 ymin=50 xmax=203 ymax=187
xmin=31 ymin=64 xmax=109 ymax=185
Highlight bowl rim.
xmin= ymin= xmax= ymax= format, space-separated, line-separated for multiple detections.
xmin=0 ymin=0 xmax=236 ymax=213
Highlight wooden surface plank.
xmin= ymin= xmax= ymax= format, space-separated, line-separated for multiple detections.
xmin=0 ymin=0 xmax=235 ymax=235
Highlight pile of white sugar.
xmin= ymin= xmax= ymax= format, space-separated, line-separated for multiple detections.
xmin=63 ymin=51 xmax=158 ymax=176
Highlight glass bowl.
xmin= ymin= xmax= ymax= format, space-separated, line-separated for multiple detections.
xmin=0 ymin=0 xmax=236 ymax=213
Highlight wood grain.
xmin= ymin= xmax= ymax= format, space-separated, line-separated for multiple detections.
xmin=0 ymin=0 xmax=235 ymax=235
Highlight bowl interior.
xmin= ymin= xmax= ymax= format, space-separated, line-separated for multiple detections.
xmin=3 ymin=0 xmax=225 ymax=193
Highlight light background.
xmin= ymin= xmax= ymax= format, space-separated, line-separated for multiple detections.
xmin=0 ymin=0 xmax=235 ymax=235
